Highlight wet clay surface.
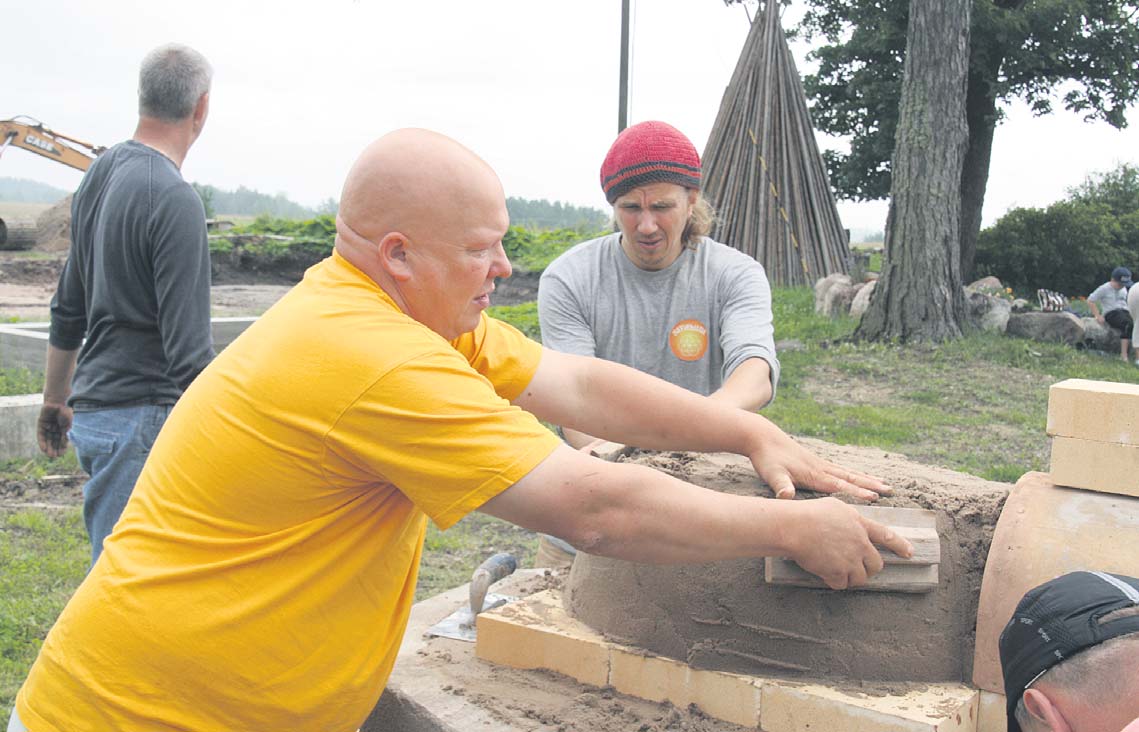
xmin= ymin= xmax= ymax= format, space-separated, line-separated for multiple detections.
xmin=565 ymin=439 xmax=1009 ymax=684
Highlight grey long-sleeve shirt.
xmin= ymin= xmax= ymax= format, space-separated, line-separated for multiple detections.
xmin=49 ymin=140 xmax=215 ymax=410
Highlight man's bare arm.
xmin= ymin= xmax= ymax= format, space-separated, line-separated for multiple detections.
xmin=514 ymin=348 xmax=887 ymax=500
xmin=481 ymin=445 xmax=911 ymax=590
xmin=710 ymin=357 xmax=772 ymax=411
xmin=564 ymin=356 xmax=773 ymax=449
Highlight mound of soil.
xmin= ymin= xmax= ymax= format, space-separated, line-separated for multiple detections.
xmin=35 ymin=195 xmax=73 ymax=252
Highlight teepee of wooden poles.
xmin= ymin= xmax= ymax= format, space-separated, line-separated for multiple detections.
xmin=702 ymin=1 xmax=851 ymax=287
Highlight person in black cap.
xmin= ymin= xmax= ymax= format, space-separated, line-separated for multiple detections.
xmin=1088 ymin=267 xmax=1135 ymax=363
xmin=999 ymin=570 xmax=1139 ymax=732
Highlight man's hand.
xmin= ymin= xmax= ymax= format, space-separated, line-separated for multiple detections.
xmin=746 ymin=425 xmax=889 ymax=501
xmin=37 ymin=402 xmax=73 ymax=458
xmin=784 ymin=497 xmax=913 ymax=590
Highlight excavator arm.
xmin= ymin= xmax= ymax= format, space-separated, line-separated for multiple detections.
xmin=0 ymin=116 xmax=105 ymax=172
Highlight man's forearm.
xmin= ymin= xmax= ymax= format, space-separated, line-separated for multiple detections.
xmin=518 ymin=350 xmax=771 ymax=458
xmin=43 ymin=344 xmax=79 ymax=404
xmin=483 ymin=447 xmax=797 ymax=564
xmin=710 ymin=357 xmax=773 ymax=411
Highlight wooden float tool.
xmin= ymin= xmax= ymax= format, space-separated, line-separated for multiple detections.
xmin=764 ymin=504 xmax=940 ymax=593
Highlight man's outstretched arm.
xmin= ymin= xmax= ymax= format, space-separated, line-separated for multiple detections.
xmin=481 ymin=443 xmax=911 ymax=590
xmin=514 ymin=348 xmax=887 ymax=501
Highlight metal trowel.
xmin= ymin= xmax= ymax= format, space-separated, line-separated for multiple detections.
xmin=424 ymin=552 xmax=518 ymax=642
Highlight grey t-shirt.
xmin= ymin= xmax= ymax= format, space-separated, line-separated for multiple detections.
xmin=1089 ymin=282 xmax=1129 ymax=313
xmin=538 ymin=233 xmax=779 ymax=402
xmin=50 ymin=140 xmax=215 ymax=410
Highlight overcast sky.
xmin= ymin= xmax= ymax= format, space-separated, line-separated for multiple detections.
xmin=4 ymin=0 xmax=1138 ymax=235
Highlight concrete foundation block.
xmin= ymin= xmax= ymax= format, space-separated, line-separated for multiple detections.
xmin=475 ymin=589 xmax=612 ymax=688
xmin=609 ymin=649 xmax=762 ymax=728
xmin=0 ymin=318 xmax=256 ymax=372
xmin=0 ymin=393 xmax=42 ymax=460
xmin=0 ymin=323 xmax=49 ymax=372
xmin=1050 ymin=436 xmax=1139 ymax=497
xmin=759 ymin=681 xmax=978 ymax=732
xmin=1047 ymin=378 xmax=1139 ymax=444
xmin=976 ymin=691 xmax=1007 ymax=732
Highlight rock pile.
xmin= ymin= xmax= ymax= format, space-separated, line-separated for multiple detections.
xmin=813 ymin=273 xmax=1121 ymax=352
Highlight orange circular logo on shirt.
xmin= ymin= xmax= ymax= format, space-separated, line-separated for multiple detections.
xmin=669 ymin=319 xmax=708 ymax=361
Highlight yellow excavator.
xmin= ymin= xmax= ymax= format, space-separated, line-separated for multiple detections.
xmin=0 ymin=116 xmax=104 ymax=249
xmin=0 ymin=116 xmax=105 ymax=172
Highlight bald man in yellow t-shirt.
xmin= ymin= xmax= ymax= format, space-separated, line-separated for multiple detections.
xmin=13 ymin=130 xmax=911 ymax=732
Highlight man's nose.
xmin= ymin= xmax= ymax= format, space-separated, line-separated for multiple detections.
xmin=637 ymin=211 xmax=657 ymax=234
xmin=492 ymin=241 xmax=512 ymax=279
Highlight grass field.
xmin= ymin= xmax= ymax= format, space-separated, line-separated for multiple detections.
xmin=4 ymin=284 xmax=1139 ymax=724
xmin=0 ymin=202 xmax=51 ymax=221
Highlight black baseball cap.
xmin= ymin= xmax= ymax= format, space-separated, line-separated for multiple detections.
xmin=1112 ymin=266 xmax=1133 ymax=284
xmin=999 ymin=571 xmax=1139 ymax=732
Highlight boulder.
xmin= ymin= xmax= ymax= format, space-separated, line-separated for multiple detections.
xmin=1005 ymin=311 xmax=1085 ymax=346
xmin=966 ymin=276 xmax=1003 ymax=295
xmin=1010 ymin=298 xmax=1032 ymax=314
xmin=814 ymin=273 xmax=852 ymax=314
xmin=1081 ymin=317 xmax=1123 ymax=353
xmin=850 ymin=280 xmax=877 ymax=320
xmin=822 ymin=280 xmax=856 ymax=318
xmin=966 ymin=292 xmax=1012 ymax=333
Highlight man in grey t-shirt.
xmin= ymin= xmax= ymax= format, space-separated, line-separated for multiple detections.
xmin=37 ymin=44 xmax=216 ymax=566
xmin=1088 ymin=266 xmax=1134 ymax=363
xmin=535 ymin=121 xmax=779 ymax=566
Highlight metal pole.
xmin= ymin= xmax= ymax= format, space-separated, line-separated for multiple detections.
xmin=618 ymin=0 xmax=630 ymax=133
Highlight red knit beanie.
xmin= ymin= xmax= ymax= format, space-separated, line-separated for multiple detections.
xmin=600 ymin=121 xmax=702 ymax=203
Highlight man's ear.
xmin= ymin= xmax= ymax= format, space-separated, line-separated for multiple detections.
xmin=378 ymin=232 xmax=412 ymax=281
xmin=192 ymin=92 xmax=210 ymax=134
xmin=1023 ymin=688 xmax=1070 ymax=732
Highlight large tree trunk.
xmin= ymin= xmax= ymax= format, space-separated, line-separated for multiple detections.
xmin=958 ymin=47 xmax=1004 ymax=281
xmin=856 ymin=0 xmax=970 ymax=342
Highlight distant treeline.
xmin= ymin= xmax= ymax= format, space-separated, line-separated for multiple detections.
xmin=191 ymin=184 xmax=335 ymax=219
xmin=505 ymin=198 xmax=608 ymax=230
xmin=0 ymin=177 xmax=70 ymax=203
xmin=0 ymin=176 xmax=607 ymax=230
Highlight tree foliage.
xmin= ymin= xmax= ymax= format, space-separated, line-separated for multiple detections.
xmin=976 ymin=163 xmax=1139 ymax=294
xmin=796 ymin=0 xmax=1139 ymax=202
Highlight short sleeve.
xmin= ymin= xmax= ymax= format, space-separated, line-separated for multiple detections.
xmin=451 ymin=314 xmax=546 ymax=402
xmin=718 ymin=258 xmax=781 ymax=400
xmin=326 ymin=333 xmax=561 ymax=530
xmin=538 ymin=266 xmax=598 ymax=357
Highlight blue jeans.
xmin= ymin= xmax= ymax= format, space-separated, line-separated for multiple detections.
xmin=69 ymin=405 xmax=171 ymax=566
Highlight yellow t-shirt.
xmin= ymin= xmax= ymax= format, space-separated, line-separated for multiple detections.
xmin=17 ymin=252 xmax=562 ymax=731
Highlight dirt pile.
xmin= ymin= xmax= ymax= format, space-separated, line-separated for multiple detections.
xmin=35 ymin=195 xmax=73 ymax=252
xmin=564 ymin=439 xmax=1010 ymax=684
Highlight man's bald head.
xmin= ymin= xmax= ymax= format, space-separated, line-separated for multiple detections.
xmin=338 ymin=128 xmax=505 ymax=245
xmin=333 ymin=129 xmax=513 ymax=339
